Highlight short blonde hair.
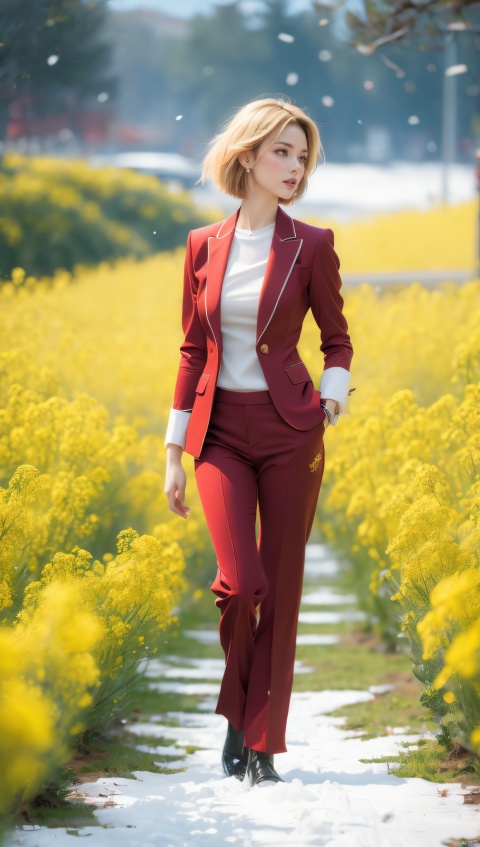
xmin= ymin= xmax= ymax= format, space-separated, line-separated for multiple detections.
xmin=200 ymin=97 xmax=323 ymax=204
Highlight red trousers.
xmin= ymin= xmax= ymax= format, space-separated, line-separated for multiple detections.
xmin=194 ymin=387 xmax=325 ymax=754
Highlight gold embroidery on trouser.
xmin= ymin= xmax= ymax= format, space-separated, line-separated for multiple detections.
xmin=309 ymin=452 xmax=322 ymax=473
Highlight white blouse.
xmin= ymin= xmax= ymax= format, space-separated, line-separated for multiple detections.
xmin=216 ymin=221 xmax=273 ymax=391
xmin=164 ymin=223 xmax=350 ymax=449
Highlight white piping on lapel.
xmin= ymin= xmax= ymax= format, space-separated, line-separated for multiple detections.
xmin=275 ymin=213 xmax=297 ymax=242
xmin=215 ymin=207 xmax=298 ymax=241
xmin=207 ymin=207 xmax=300 ymax=348
xmin=205 ymin=237 xmax=218 ymax=347
xmin=256 ymin=239 xmax=303 ymax=344
xmin=215 ymin=216 xmax=232 ymax=239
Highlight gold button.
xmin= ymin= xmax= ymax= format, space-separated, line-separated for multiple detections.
xmin=260 ymin=343 xmax=269 ymax=354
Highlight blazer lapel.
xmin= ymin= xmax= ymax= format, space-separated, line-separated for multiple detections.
xmin=256 ymin=207 xmax=302 ymax=344
xmin=205 ymin=205 xmax=302 ymax=352
xmin=205 ymin=208 xmax=239 ymax=357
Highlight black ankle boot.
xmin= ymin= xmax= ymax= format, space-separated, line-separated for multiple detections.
xmin=246 ymin=747 xmax=285 ymax=786
xmin=222 ymin=721 xmax=248 ymax=780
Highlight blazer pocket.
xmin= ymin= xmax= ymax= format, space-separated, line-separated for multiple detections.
xmin=195 ymin=373 xmax=210 ymax=394
xmin=285 ymin=362 xmax=313 ymax=384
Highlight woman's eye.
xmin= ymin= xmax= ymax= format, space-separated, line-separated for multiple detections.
xmin=275 ymin=149 xmax=307 ymax=163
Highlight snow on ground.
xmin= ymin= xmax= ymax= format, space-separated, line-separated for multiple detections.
xmin=302 ymin=589 xmax=357 ymax=606
xmin=6 ymin=544 xmax=480 ymax=847
xmin=298 ymin=610 xmax=367 ymax=625
xmin=11 ymin=689 xmax=479 ymax=847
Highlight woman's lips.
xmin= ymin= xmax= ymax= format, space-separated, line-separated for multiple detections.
xmin=284 ymin=180 xmax=297 ymax=187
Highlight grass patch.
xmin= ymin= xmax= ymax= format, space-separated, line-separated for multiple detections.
xmin=360 ymin=740 xmax=480 ymax=786
xmin=294 ymin=630 xmax=415 ymax=694
xmin=294 ymin=628 xmax=442 ymax=750
xmin=10 ymin=762 xmax=101 ymax=830
xmin=64 ymin=733 xmax=186 ymax=784
xmin=127 ymin=678 xmax=208 ymax=716
xmin=117 ymin=732 xmax=178 ymax=749
xmin=13 ymin=798 xmax=99 ymax=830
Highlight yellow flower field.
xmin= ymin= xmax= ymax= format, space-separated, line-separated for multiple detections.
xmin=0 ymin=197 xmax=479 ymax=812
xmin=312 ymin=201 xmax=477 ymax=273
xmin=307 ymin=277 xmax=480 ymax=754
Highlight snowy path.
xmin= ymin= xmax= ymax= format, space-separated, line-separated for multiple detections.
xmin=8 ymin=545 xmax=479 ymax=847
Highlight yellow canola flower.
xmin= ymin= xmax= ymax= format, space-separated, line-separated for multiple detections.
xmin=471 ymin=728 xmax=480 ymax=752
xmin=309 ymin=201 xmax=477 ymax=274
xmin=417 ymin=568 xmax=480 ymax=661
xmin=434 ymin=620 xmax=480 ymax=689
xmin=0 ymin=582 xmax=103 ymax=813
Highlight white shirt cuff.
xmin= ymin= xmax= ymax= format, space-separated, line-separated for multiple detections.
xmin=319 ymin=367 xmax=351 ymax=406
xmin=164 ymin=408 xmax=192 ymax=449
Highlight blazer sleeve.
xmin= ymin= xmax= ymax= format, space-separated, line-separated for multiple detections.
xmin=165 ymin=231 xmax=207 ymax=448
xmin=308 ymin=228 xmax=353 ymax=406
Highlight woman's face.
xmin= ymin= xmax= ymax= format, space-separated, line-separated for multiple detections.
xmin=247 ymin=123 xmax=308 ymax=202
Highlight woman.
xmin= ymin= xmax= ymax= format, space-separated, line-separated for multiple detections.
xmin=164 ymin=98 xmax=353 ymax=787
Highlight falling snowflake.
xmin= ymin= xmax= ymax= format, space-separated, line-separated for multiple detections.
xmin=318 ymin=50 xmax=332 ymax=62
xmin=445 ymin=64 xmax=468 ymax=77
xmin=47 ymin=55 xmax=59 ymax=65
xmin=278 ymin=32 xmax=294 ymax=43
xmin=363 ymin=80 xmax=374 ymax=90
xmin=408 ymin=115 xmax=420 ymax=125
xmin=286 ymin=73 xmax=299 ymax=86
xmin=97 ymin=92 xmax=109 ymax=102
xmin=321 ymin=96 xmax=334 ymax=108
xmin=176 ymin=115 xmax=183 ymax=121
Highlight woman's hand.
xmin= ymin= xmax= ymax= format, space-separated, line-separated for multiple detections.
xmin=322 ymin=397 xmax=343 ymax=430
xmin=164 ymin=445 xmax=190 ymax=518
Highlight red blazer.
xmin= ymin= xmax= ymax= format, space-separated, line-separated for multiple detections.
xmin=172 ymin=204 xmax=353 ymax=459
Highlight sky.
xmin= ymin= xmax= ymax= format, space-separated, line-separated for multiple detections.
xmin=107 ymin=0 xmax=316 ymax=16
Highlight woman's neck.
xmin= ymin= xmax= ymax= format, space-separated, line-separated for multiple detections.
xmin=236 ymin=198 xmax=279 ymax=232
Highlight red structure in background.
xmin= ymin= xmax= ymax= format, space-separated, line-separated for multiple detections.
xmin=6 ymin=94 xmax=115 ymax=145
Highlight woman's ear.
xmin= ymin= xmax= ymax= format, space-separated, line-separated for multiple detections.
xmin=237 ymin=153 xmax=251 ymax=170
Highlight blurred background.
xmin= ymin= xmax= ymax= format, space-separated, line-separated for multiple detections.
xmin=1 ymin=0 xmax=479 ymax=221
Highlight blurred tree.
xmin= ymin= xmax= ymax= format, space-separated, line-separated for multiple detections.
xmin=322 ymin=0 xmax=480 ymax=52
xmin=163 ymin=0 xmax=334 ymax=154
xmin=100 ymin=0 xmax=477 ymax=164
xmin=164 ymin=3 xmax=266 ymax=132
xmin=160 ymin=0 xmax=476 ymax=162
xmin=0 ymin=0 xmax=117 ymax=144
